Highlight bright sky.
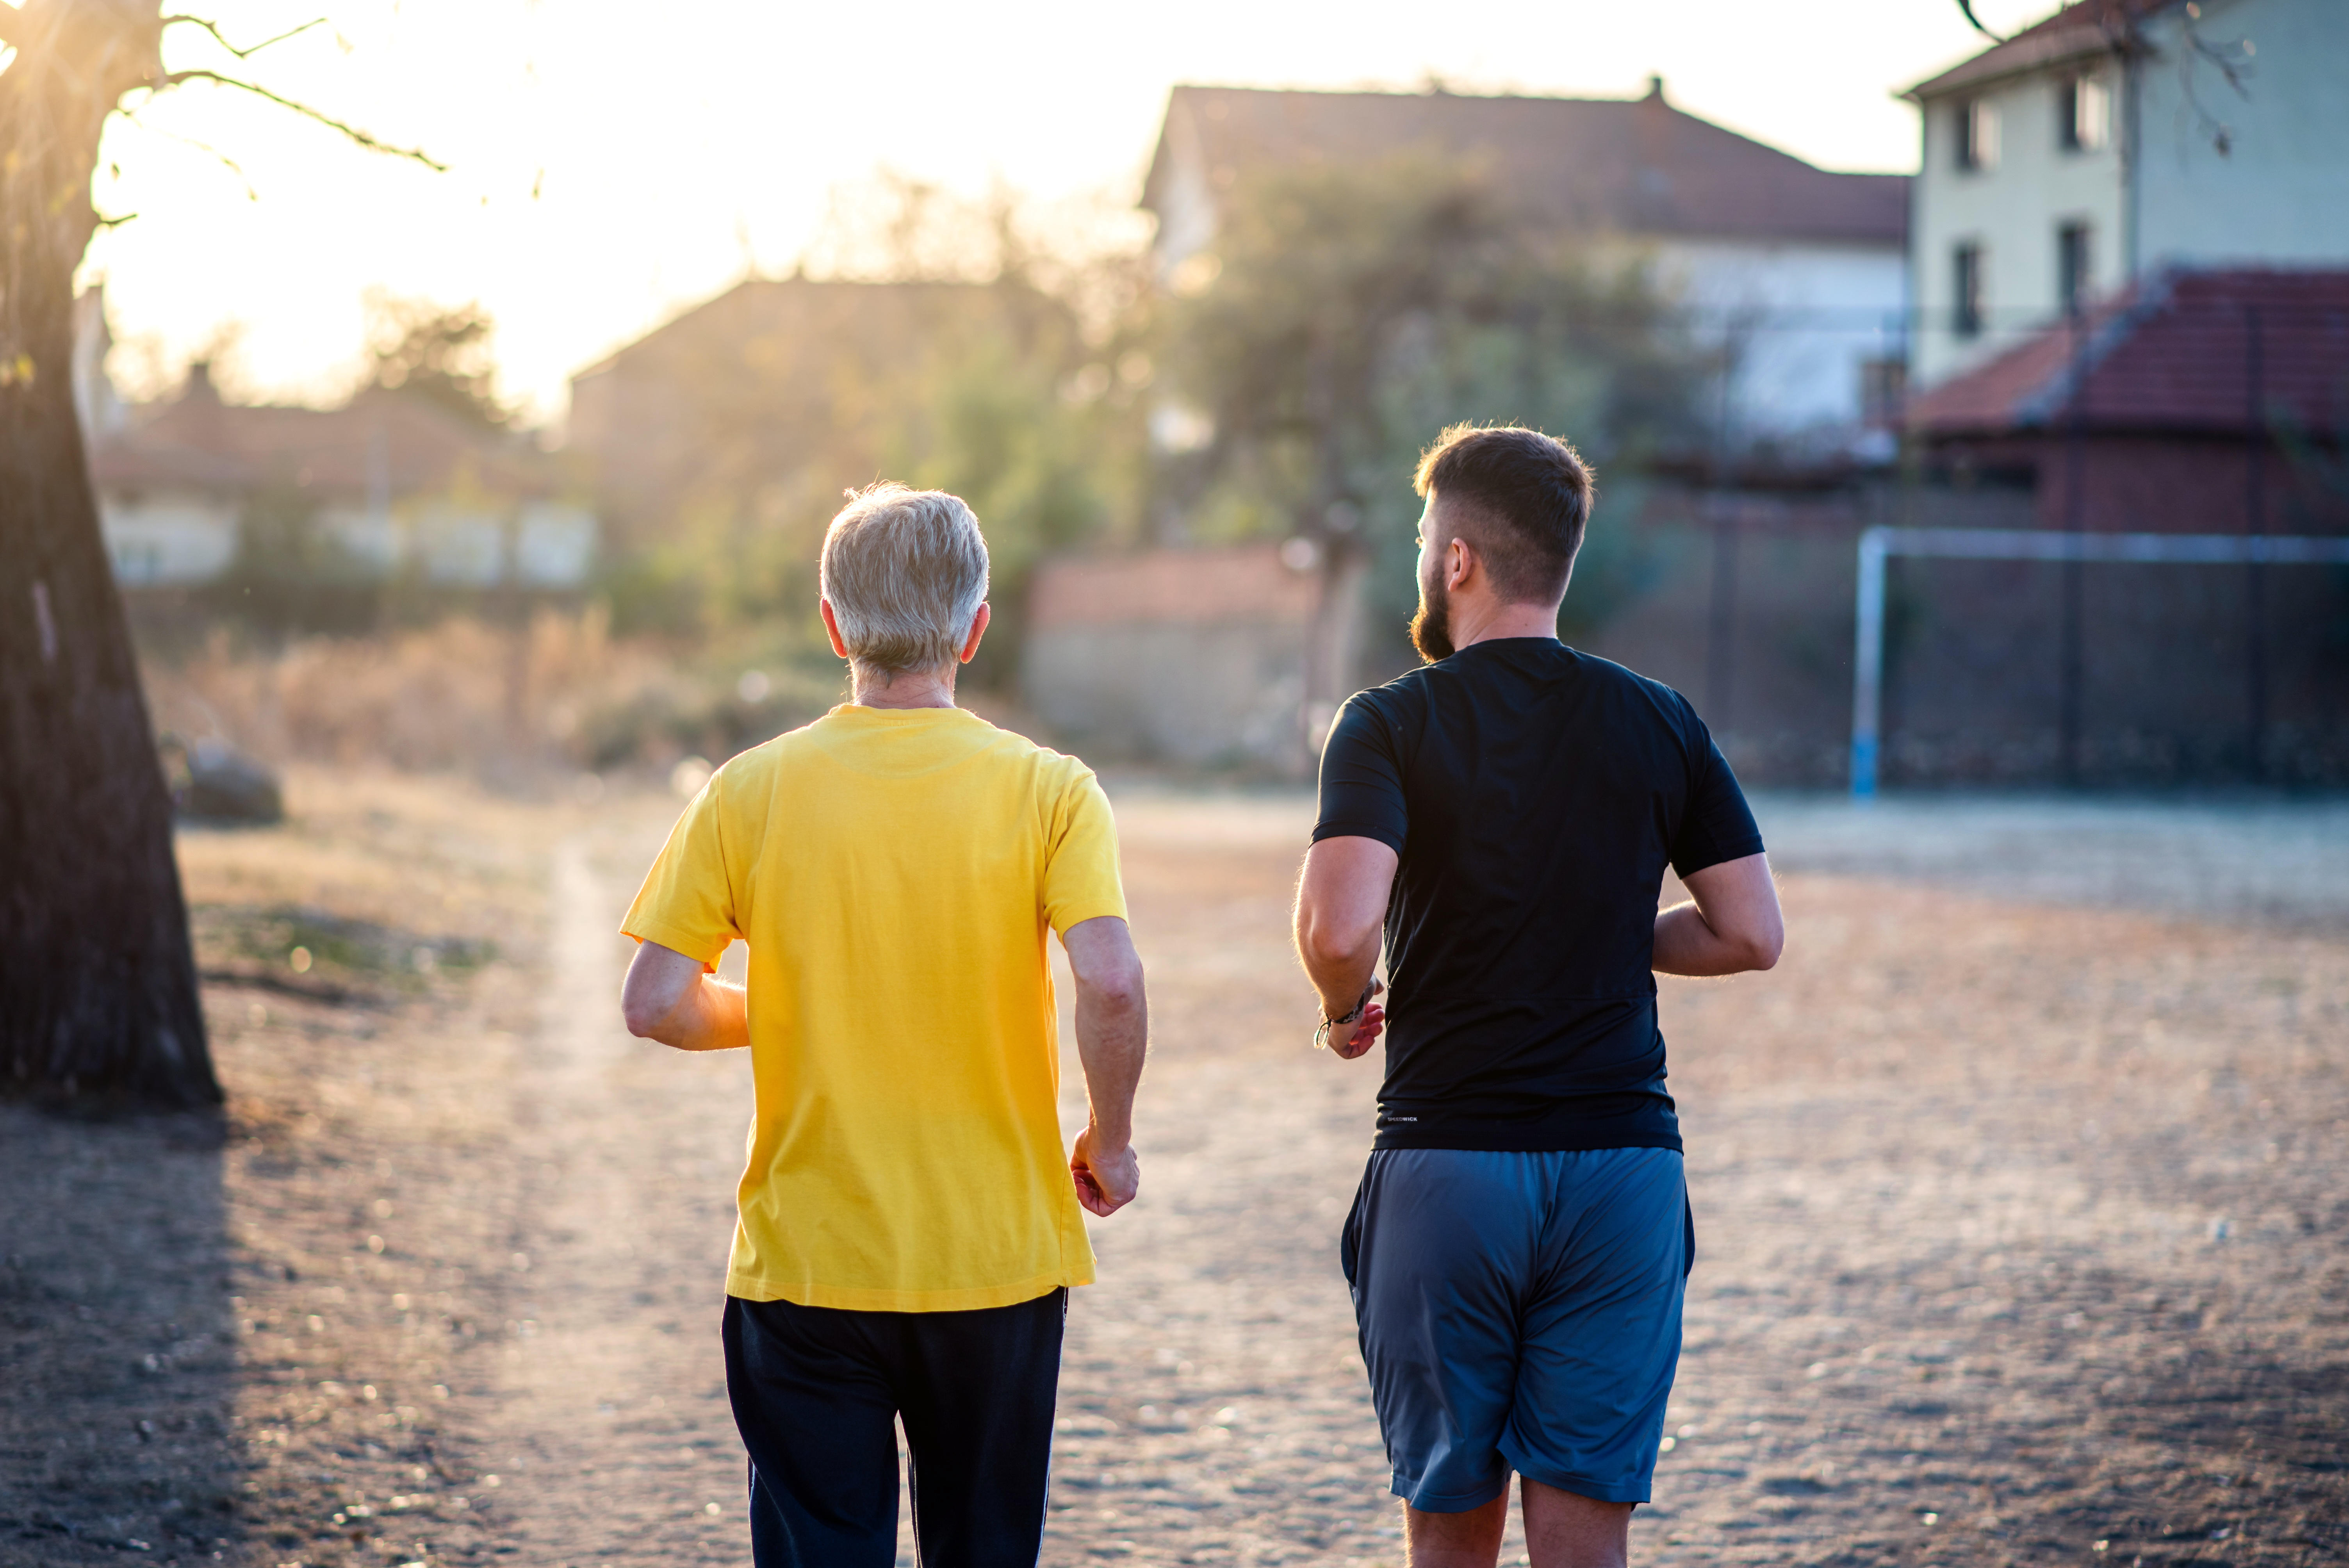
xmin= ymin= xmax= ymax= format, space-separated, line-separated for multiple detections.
xmin=73 ymin=0 xmax=2051 ymax=426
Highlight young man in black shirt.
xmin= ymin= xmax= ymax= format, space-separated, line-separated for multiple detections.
xmin=1295 ymin=424 xmax=1783 ymax=1568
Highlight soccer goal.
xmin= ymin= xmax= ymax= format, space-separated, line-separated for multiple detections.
xmin=1849 ymin=526 xmax=2349 ymax=798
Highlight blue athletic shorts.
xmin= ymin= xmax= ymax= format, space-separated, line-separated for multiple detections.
xmin=1340 ymin=1146 xmax=1691 ymax=1511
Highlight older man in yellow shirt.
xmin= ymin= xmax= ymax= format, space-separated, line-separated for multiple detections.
xmin=618 ymin=482 xmax=1147 ymax=1568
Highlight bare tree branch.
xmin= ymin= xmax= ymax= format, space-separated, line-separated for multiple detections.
xmin=1954 ymin=0 xmax=2006 ymax=43
xmin=96 ymin=210 xmax=141 ymax=229
xmin=161 ymin=15 xmax=330 ymax=61
xmin=2177 ymin=4 xmax=2254 ymax=157
xmin=155 ymin=69 xmax=448 ymax=170
xmin=121 ymin=109 xmax=260 ymax=200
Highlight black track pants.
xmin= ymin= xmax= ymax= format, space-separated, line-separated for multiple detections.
xmin=722 ymin=1289 xmax=1066 ymax=1568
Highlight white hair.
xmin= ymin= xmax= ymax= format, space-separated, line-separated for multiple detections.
xmin=819 ymin=483 xmax=991 ymax=676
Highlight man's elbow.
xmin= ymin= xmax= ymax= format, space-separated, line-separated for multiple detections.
xmin=1103 ymin=959 xmax=1150 ymax=1015
xmin=1739 ymin=922 xmax=1785 ymax=973
xmin=1077 ymin=954 xmax=1147 ymax=1016
xmin=1296 ymin=918 xmax=1376 ymax=976
xmin=619 ymin=987 xmax=672 ymax=1041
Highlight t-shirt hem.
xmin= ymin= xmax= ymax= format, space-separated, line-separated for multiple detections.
xmin=618 ymin=915 xmax=728 ymax=969
xmin=1049 ymin=899 xmax=1130 ymax=936
xmin=722 ymin=1264 xmax=1094 ymax=1313
xmin=1668 ymin=835 xmax=1767 ymax=880
xmin=1371 ymin=1129 xmax=1685 ymax=1155
xmin=1310 ymin=820 xmax=1406 ymax=852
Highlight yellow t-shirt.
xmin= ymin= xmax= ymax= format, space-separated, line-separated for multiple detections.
xmin=620 ymin=703 xmax=1127 ymax=1311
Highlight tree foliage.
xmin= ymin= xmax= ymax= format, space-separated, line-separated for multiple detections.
xmin=594 ymin=178 xmax=1150 ymax=687
xmin=365 ymin=292 xmax=512 ymax=430
xmin=1159 ymin=153 xmax=1711 ymax=653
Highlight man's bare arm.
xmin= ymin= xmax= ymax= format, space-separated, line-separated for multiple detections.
xmin=1293 ymin=835 xmax=1398 ymax=1060
xmin=1653 ymin=853 xmax=1784 ymax=977
xmin=1062 ymin=916 xmax=1146 ymax=1217
xmin=620 ymin=939 xmax=750 ymax=1051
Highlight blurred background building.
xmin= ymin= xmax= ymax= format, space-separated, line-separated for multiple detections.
xmin=1143 ymin=80 xmax=1912 ymax=460
xmin=80 ymin=287 xmax=595 ymax=634
xmin=1907 ymin=0 xmax=2349 ymax=389
xmin=91 ymin=0 xmax=2349 ymax=789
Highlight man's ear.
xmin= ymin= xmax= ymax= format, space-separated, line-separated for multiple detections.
xmin=959 ymin=602 xmax=992 ymax=664
xmin=820 ymin=598 xmax=850 ymax=659
xmin=1445 ymin=534 xmax=1477 ymax=592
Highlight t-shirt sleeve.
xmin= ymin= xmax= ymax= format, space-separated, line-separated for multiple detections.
xmin=620 ymin=775 xmax=742 ymax=968
xmin=1312 ymin=693 xmax=1407 ymax=852
xmin=1668 ymin=716 xmax=1766 ymax=879
xmin=1043 ymin=769 xmax=1128 ymax=935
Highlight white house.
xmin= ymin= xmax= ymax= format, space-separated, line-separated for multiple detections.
xmin=1141 ymin=80 xmax=1912 ymax=459
xmin=1905 ymin=0 xmax=2349 ymax=389
xmin=75 ymin=294 xmax=596 ymax=594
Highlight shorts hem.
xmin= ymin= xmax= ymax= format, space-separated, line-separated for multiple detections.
xmin=1390 ymin=1472 xmax=1511 ymax=1513
xmin=1498 ymin=1446 xmax=1653 ymax=1506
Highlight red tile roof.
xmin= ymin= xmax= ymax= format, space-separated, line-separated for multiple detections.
xmin=1908 ymin=268 xmax=2349 ymax=439
xmin=1903 ymin=0 xmax=2174 ymax=100
xmin=93 ymin=376 xmax=565 ymax=500
xmin=1143 ymin=85 xmax=1906 ymax=248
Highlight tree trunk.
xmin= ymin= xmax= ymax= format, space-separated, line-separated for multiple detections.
xmin=1 ymin=1 xmax=218 ymax=1107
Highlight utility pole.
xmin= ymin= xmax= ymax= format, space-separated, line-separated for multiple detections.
xmin=2058 ymin=304 xmax=2088 ymax=787
xmin=2244 ymin=303 xmax=2268 ymax=783
xmin=1705 ymin=329 xmax=1743 ymax=731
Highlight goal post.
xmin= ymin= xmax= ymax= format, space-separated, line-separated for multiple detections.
xmin=1849 ymin=526 xmax=2349 ymax=798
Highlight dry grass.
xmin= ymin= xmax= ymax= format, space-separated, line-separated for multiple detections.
xmin=139 ymin=613 xmax=837 ymax=777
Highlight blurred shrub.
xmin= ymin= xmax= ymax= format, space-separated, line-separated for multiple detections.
xmin=573 ymin=662 xmax=838 ymax=771
xmin=139 ymin=608 xmax=842 ymax=778
xmin=201 ymin=483 xmax=387 ymax=636
xmin=577 ymin=177 xmax=1151 ymax=688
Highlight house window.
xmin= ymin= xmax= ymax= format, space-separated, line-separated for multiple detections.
xmin=2059 ymin=71 xmax=2111 ymax=151
xmin=1954 ymin=242 xmax=1986 ymax=339
xmin=1956 ymin=96 xmax=2000 ymax=171
xmin=1859 ymin=357 xmax=1909 ymax=428
xmin=2058 ymin=221 xmax=2093 ymax=316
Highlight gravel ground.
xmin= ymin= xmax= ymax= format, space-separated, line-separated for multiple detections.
xmin=4 ymin=775 xmax=2344 ymax=1568
xmin=1748 ymin=792 xmax=2349 ymax=933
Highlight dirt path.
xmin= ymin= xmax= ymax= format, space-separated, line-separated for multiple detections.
xmin=466 ymin=829 xmax=751 ymax=1568
xmin=9 ymin=777 xmax=2345 ymax=1568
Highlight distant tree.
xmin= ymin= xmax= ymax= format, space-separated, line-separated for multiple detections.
xmin=594 ymin=175 xmax=1148 ymax=682
xmin=0 ymin=1 xmax=435 ymax=1108
xmin=1159 ymin=153 xmax=1709 ymax=716
xmin=365 ymin=291 xmax=512 ymax=429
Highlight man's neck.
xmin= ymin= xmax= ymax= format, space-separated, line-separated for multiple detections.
xmin=1451 ymin=598 xmax=1562 ymax=651
xmin=851 ymin=665 xmax=959 ymax=710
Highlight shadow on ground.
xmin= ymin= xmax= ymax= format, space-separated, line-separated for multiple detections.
xmin=0 ymin=1103 xmax=241 ymax=1566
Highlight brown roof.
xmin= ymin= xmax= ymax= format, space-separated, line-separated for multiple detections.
xmin=569 ymin=276 xmax=997 ymax=387
xmin=94 ymin=373 xmax=563 ymax=500
xmin=1908 ymin=267 xmax=2349 ymax=439
xmin=1029 ymin=543 xmax=1317 ymax=630
xmin=1903 ymin=0 xmax=2172 ymax=100
xmin=1142 ymin=84 xmax=1907 ymax=248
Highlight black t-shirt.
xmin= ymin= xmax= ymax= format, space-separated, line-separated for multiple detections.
xmin=1312 ymin=638 xmax=1763 ymax=1153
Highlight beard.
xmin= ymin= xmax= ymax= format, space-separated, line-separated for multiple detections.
xmin=1408 ymin=570 xmax=1454 ymax=663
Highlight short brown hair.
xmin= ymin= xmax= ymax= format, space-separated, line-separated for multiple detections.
xmin=1412 ymin=424 xmax=1596 ymax=604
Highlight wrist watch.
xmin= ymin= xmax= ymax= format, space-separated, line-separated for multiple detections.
xmin=1314 ymin=980 xmax=1378 ymax=1051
